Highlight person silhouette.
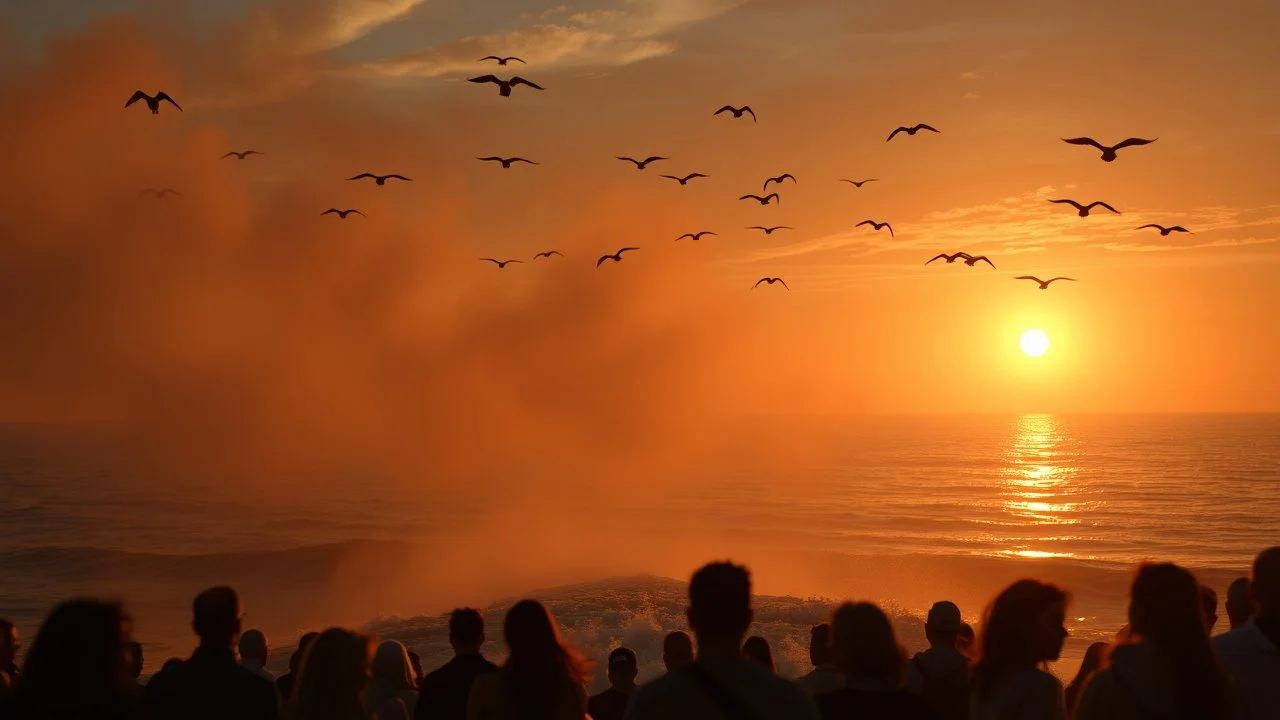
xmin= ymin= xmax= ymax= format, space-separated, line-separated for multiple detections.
xmin=1225 ymin=577 xmax=1253 ymax=630
xmin=285 ymin=627 xmax=375 ymax=720
xmin=1202 ymin=585 xmax=1221 ymax=633
xmin=276 ymin=631 xmax=318 ymax=706
xmin=238 ymin=630 xmax=273 ymax=681
xmin=742 ymin=636 xmax=775 ymax=673
xmin=129 ymin=642 xmax=144 ymax=683
xmin=816 ymin=602 xmax=938 ymax=720
xmin=416 ymin=608 xmax=498 ymax=720
xmin=1213 ymin=547 xmax=1280 ymax=720
xmin=662 ymin=632 xmax=693 ymax=673
xmin=907 ymin=601 xmax=970 ymax=720
xmin=465 ymin=600 xmax=588 ymax=720
xmin=970 ymin=580 xmax=1070 ymax=720
xmin=796 ymin=624 xmax=842 ymax=696
xmin=588 ymin=647 xmax=638 ymax=720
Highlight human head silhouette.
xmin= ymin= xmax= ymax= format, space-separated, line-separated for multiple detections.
xmin=9 ymin=599 xmax=136 ymax=717
xmin=1199 ymin=585 xmax=1219 ymax=632
xmin=809 ymin=624 xmax=830 ymax=667
xmin=687 ymin=562 xmax=753 ymax=650
xmin=741 ymin=636 xmax=774 ymax=672
xmin=192 ymin=586 xmax=242 ymax=649
xmin=448 ymin=608 xmax=485 ymax=655
xmin=1225 ymin=577 xmax=1252 ymax=629
xmin=1252 ymin=546 xmax=1280 ymax=617
xmin=239 ymin=629 xmax=268 ymax=663
xmin=662 ymin=631 xmax=693 ymax=672
xmin=830 ymin=601 xmax=906 ymax=689
xmin=606 ymin=647 xmax=638 ymax=689
xmin=290 ymin=628 xmax=374 ymax=720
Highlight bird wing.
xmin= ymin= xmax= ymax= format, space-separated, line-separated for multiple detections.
xmin=747 ymin=226 xmax=767 ymax=230
xmin=125 ymin=90 xmax=148 ymax=107
xmin=617 ymin=156 xmax=639 ymax=164
xmin=676 ymin=234 xmax=694 ymax=241
xmin=856 ymin=220 xmax=874 ymax=228
xmin=886 ymin=127 xmax=907 ymax=142
xmin=714 ymin=105 xmax=735 ymax=115
xmin=1136 ymin=224 xmax=1161 ymax=230
xmin=687 ymin=173 xmax=707 ymax=179
xmin=780 ymin=173 xmax=795 ymax=182
xmin=975 ymin=256 xmax=996 ymax=268
xmin=926 ymin=254 xmax=948 ymax=265
xmin=765 ymin=193 xmax=780 ymax=203
xmin=1092 ymin=201 xmax=1119 ymax=214
xmin=915 ymin=124 xmax=939 ymax=133
xmin=469 ymin=75 xmax=501 ymax=85
xmin=351 ymin=210 xmax=366 ymax=217
xmin=321 ymin=209 xmax=338 ymax=215
xmin=1049 ymin=198 xmax=1082 ymax=209
xmin=481 ymin=258 xmax=501 ymax=265
xmin=596 ymin=255 xmax=611 ymax=266
xmin=1061 ymin=137 xmax=1105 ymax=151
xmin=1047 ymin=277 xmax=1076 ymax=283
xmin=509 ymin=77 xmax=544 ymax=89
xmin=752 ymin=278 xmax=767 ymax=289
xmin=641 ymin=156 xmax=667 ymax=164
xmin=1015 ymin=276 xmax=1044 ymax=283
xmin=156 ymin=92 xmax=182 ymax=110
xmin=349 ymin=173 xmax=375 ymax=180
xmin=661 ymin=175 xmax=680 ymax=181
xmin=1169 ymin=226 xmax=1189 ymax=233
xmin=220 ymin=152 xmax=237 ymax=159
xmin=244 ymin=150 xmax=262 ymax=156
xmin=162 ymin=189 xmax=180 ymax=196
xmin=619 ymin=247 xmax=639 ymax=253
xmin=743 ymin=107 xmax=756 ymax=121
xmin=507 ymin=57 xmax=527 ymax=64
xmin=479 ymin=56 xmax=502 ymax=62
xmin=550 ymin=251 xmax=563 ymax=256
xmin=885 ymin=223 xmax=894 ymax=237
xmin=739 ymin=195 xmax=759 ymax=201
xmin=477 ymin=157 xmax=502 ymax=162
xmin=386 ymin=174 xmax=412 ymax=181
xmin=1112 ymin=137 xmax=1156 ymax=150
xmin=763 ymin=178 xmax=777 ymax=190
xmin=778 ymin=279 xmax=790 ymax=290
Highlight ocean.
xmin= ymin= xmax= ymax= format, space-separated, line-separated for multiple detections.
xmin=1 ymin=413 xmax=1276 ymax=687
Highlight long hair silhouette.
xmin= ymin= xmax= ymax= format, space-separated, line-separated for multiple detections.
xmin=502 ymin=600 xmax=589 ymax=720
xmin=972 ymin=579 xmax=1070 ymax=701
xmin=287 ymin=627 xmax=374 ymax=720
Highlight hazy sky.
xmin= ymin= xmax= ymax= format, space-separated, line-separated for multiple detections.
xmin=2 ymin=0 xmax=1278 ymax=437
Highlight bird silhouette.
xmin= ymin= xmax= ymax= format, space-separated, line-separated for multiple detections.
xmin=481 ymin=258 xmax=523 ymax=268
xmin=479 ymin=55 xmax=525 ymax=65
xmin=321 ymin=208 xmax=365 ymax=219
xmin=533 ymin=250 xmax=563 ymax=259
xmin=926 ymin=252 xmax=973 ymax=265
xmin=1048 ymin=199 xmax=1119 ymax=217
xmin=468 ymin=75 xmax=544 ymax=97
xmin=477 ymin=156 xmax=538 ymax=168
xmin=840 ymin=178 xmax=878 ymax=188
xmin=597 ymin=247 xmax=639 ymax=266
xmin=125 ymin=90 xmax=181 ymax=114
xmin=964 ymin=255 xmax=996 ymax=268
xmin=617 ymin=156 xmax=668 ymax=169
xmin=1016 ymin=276 xmax=1076 ymax=290
xmin=763 ymin=174 xmax=796 ymax=191
xmin=1061 ymin=137 xmax=1157 ymax=162
xmin=138 ymin=188 xmax=180 ymax=199
xmin=714 ymin=105 xmax=756 ymax=121
xmin=221 ymin=150 xmax=262 ymax=160
xmin=886 ymin=124 xmax=939 ymax=142
xmin=661 ymin=173 xmax=708 ymax=185
xmin=856 ymin=220 xmax=895 ymax=237
xmin=349 ymin=173 xmax=412 ymax=185
xmin=676 ymin=231 xmax=717 ymax=241
xmin=740 ymin=193 xmax=780 ymax=205
xmin=753 ymin=277 xmax=790 ymax=290
xmin=1137 ymin=223 xmax=1192 ymax=236
xmin=748 ymin=226 xmax=792 ymax=235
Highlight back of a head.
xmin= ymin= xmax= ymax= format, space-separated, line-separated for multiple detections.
xmin=606 ymin=647 xmax=638 ymax=686
xmin=1225 ymin=576 xmax=1253 ymax=627
xmin=13 ymin=599 xmax=134 ymax=713
xmin=741 ymin=635 xmax=774 ymax=672
xmin=289 ymin=631 xmax=321 ymax=675
xmin=192 ymin=586 xmax=241 ymax=648
xmin=830 ymin=602 xmax=905 ymax=689
xmin=809 ymin=623 xmax=830 ymax=667
xmin=501 ymin=600 xmax=586 ymax=720
xmin=662 ymin=631 xmax=693 ymax=670
xmin=1252 ymin=546 xmax=1280 ymax=614
xmin=371 ymin=640 xmax=417 ymax=691
xmin=1200 ymin=585 xmax=1219 ymax=630
xmin=288 ymin=627 xmax=373 ymax=720
xmin=449 ymin=608 xmax=485 ymax=652
xmin=972 ymin=579 xmax=1070 ymax=700
xmin=926 ymin=600 xmax=963 ymax=645
xmin=688 ymin=562 xmax=752 ymax=643
xmin=239 ymin=629 xmax=268 ymax=662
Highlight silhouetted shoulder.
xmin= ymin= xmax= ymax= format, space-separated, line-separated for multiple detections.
xmin=817 ymin=687 xmax=940 ymax=720
xmin=971 ymin=666 xmax=1065 ymax=720
xmin=625 ymin=660 xmax=819 ymax=720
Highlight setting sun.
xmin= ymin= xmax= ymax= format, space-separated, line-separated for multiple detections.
xmin=1021 ymin=329 xmax=1050 ymax=357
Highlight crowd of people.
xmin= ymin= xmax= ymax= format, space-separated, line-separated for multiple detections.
xmin=0 ymin=546 xmax=1276 ymax=720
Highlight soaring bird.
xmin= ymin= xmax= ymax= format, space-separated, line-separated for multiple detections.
xmin=617 ymin=156 xmax=668 ymax=169
xmin=597 ymin=247 xmax=639 ymax=266
xmin=1137 ymin=223 xmax=1192 ymax=236
xmin=349 ymin=173 xmax=412 ymax=185
xmin=221 ymin=150 xmax=262 ymax=160
xmin=886 ymin=124 xmax=939 ymax=142
xmin=753 ymin=277 xmax=790 ymax=290
xmin=481 ymin=258 xmax=523 ymax=268
xmin=714 ymin=105 xmax=756 ymax=121
xmin=534 ymin=250 xmax=563 ymax=259
xmin=479 ymin=55 xmax=525 ymax=65
xmin=138 ymin=188 xmax=180 ymax=199
xmin=676 ymin=231 xmax=717 ymax=241
xmin=1061 ymin=136 xmax=1157 ymax=162
xmin=840 ymin=178 xmax=878 ymax=188
xmin=1016 ymin=276 xmax=1076 ymax=290
xmin=856 ymin=220 xmax=895 ymax=237
xmin=748 ymin=226 xmax=792 ymax=235
xmin=477 ymin=156 xmax=538 ymax=168
xmin=926 ymin=252 xmax=973 ymax=265
xmin=763 ymin=173 xmax=796 ymax=191
xmin=468 ymin=75 xmax=544 ymax=97
xmin=1048 ymin=198 xmax=1119 ymax=217
xmin=321 ymin=208 xmax=365 ymax=219
xmin=661 ymin=173 xmax=708 ymax=185
xmin=125 ymin=90 xmax=181 ymax=114
xmin=739 ymin=193 xmax=780 ymax=205
xmin=963 ymin=255 xmax=996 ymax=268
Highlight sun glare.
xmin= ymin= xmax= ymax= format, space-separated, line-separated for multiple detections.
xmin=1020 ymin=329 xmax=1050 ymax=357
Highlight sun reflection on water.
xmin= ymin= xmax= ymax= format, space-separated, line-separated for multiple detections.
xmin=996 ymin=414 xmax=1082 ymax=559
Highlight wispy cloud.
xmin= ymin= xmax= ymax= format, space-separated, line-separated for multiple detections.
xmin=960 ymin=71 xmax=981 ymax=80
xmin=247 ymin=0 xmax=428 ymax=55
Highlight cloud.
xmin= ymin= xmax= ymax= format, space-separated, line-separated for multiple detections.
xmin=1092 ymin=237 xmax=1280 ymax=253
xmin=249 ymin=0 xmax=427 ymax=55
xmin=963 ymin=92 xmax=979 ymax=100
xmin=960 ymin=71 xmax=981 ymax=80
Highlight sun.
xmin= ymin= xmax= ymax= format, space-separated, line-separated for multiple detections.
xmin=1020 ymin=329 xmax=1050 ymax=357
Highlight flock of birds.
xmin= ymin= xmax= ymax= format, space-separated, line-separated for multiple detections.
xmin=124 ymin=56 xmax=1179 ymax=293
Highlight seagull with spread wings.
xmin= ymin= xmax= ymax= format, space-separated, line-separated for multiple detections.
xmin=126 ymin=90 xmax=181 ymax=114
xmin=321 ymin=208 xmax=365 ymax=219
xmin=662 ymin=173 xmax=708 ymax=185
xmin=748 ymin=226 xmax=791 ymax=235
xmin=477 ymin=156 xmax=538 ymax=168
xmin=840 ymin=178 xmax=878 ymax=188
xmin=926 ymin=252 xmax=973 ymax=265
xmin=886 ymin=124 xmax=939 ymax=142
xmin=763 ymin=174 xmax=796 ymax=191
xmin=1016 ymin=276 xmax=1076 ymax=290
xmin=1048 ymin=198 xmax=1119 ymax=217
xmin=221 ymin=150 xmax=262 ymax=160
xmin=753 ymin=277 xmax=790 ymax=290
xmin=534 ymin=250 xmax=563 ymax=259
xmin=597 ymin=247 xmax=639 ymax=266
xmin=856 ymin=220 xmax=894 ymax=237
xmin=676 ymin=232 xmax=717 ymax=241
xmin=740 ymin=193 xmax=780 ymax=205
xmin=349 ymin=173 xmax=412 ymax=185
xmin=714 ymin=105 xmax=756 ymax=121
xmin=481 ymin=258 xmax=523 ymax=268
xmin=468 ymin=75 xmax=544 ymax=97
xmin=1136 ymin=223 xmax=1192 ymax=236
xmin=617 ymin=156 xmax=668 ymax=170
xmin=1061 ymin=136 xmax=1156 ymax=162
xmin=479 ymin=55 xmax=525 ymax=65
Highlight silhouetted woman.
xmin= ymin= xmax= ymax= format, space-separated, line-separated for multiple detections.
xmin=287 ymin=627 xmax=376 ymax=720
xmin=364 ymin=640 xmax=419 ymax=720
xmin=467 ymin=600 xmax=589 ymax=720
xmin=971 ymin=580 xmax=1071 ymax=720
xmin=816 ymin=602 xmax=939 ymax=720
xmin=0 ymin=599 xmax=144 ymax=720
xmin=1063 ymin=642 xmax=1108 ymax=718
xmin=1076 ymin=563 xmax=1233 ymax=720
xmin=742 ymin=635 xmax=775 ymax=673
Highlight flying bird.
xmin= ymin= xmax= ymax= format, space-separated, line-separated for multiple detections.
xmin=714 ymin=105 xmax=756 ymax=122
xmin=748 ymin=226 xmax=792 ymax=235
xmin=886 ymin=124 xmax=939 ymax=142
xmin=676 ymin=231 xmax=717 ymax=241
xmin=349 ymin=173 xmax=412 ymax=185
xmin=479 ymin=55 xmax=525 ymax=65
xmin=964 ymin=255 xmax=996 ymax=268
xmin=1061 ymin=136 xmax=1157 ymax=162
xmin=533 ymin=250 xmax=563 ymax=259
xmin=138 ymin=188 xmax=180 ymax=199
xmin=321 ymin=208 xmax=365 ymax=219
xmin=1136 ymin=223 xmax=1192 ymax=236
xmin=1016 ymin=276 xmax=1076 ymax=290
xmin=926 ymin=252 xmax=973 ymax=265
xmin=221 ymin=150 xmax=262 ymax=160
xmin=617 ymin=156 xmax=668 ymax=169
xmin=597 ymin=247 xmax=639 ymax=266
xmin=1048 ymin=198 xmax=1119 ymax=217
xmin=739 ymin=193 xmax=780 ymax=206
xmin=856 ymin=220 xmax=895 ymax=237
xmin=753 ymin=277 xmax=790 ymax=290
xmin=468 ymin=75 xmax=544 ymax=97
xmin=481 ymin=258 xmax=523 ymax=268
xmin=477 ymin=156 xmax=538 ymax=168
xmin=125 ymin=90 xmax=181 ymax=114
xmin=840 ymin=178 xmax=878 ymax=188
xmin=661 ymin=173 xmax=708 ymax=185
xmin=762 ymin=173 xmax=796 ymax=191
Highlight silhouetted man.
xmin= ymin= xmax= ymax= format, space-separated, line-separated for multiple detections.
xmin=0 ymin=618 xmax=18 ymax=692
xmin=130 ymin=641 xmax=145 ymax=683
xmin=1201 ymin=585 xmax=1220 ymax=632
xmin=623 ymin=561 xmax=820 ymax=720
xmin=275 ymin=631 xmax=318 ymax=706
xmin=239 ymin=629 xmax=274 ymax=681
xmin=796 ymin=623 xmax=842 ymax=696
xmin=589 ymin=647 xmax=639 ymax=720
xmin=1213 ymin=546 xmax=1280 ymax=720
xmin=145 ymin=586 xmax=278 ymax=720
xmin=662 ymin=631 xmax=693 ymax=673
xmin=1226 ymin=576 xmax=1253 ymax=630
xmin=415 ymin=608 xmax=498 ymax=720
xmin=906 ymin=601 xmax=970 ymax=720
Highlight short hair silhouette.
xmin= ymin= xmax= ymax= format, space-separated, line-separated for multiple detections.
xmin=830 ymin=602 xmax=906 ymax=689
xmin=239 ymin=628 xmax=268 ymax=661
xmin=662 ymin=631 xmax=693 ymax=671
xmin=688 ymin=562 xmax=752 ymax=640
xmin=741 ymin=635 xmax=774 ymax=672
xmin=192 ymin=586 xmax=241 ymax=648
xmin=809 ymin=623 xmax=830 ymax=666
xmin=1252 ymin=546 xmax=1280 ymax=612
xmin=608 ymin=646 xmax=637 ymax=672
xmin=1225 ymin=577 xmax=1252 ymax=628
xmin=449 ymin=608 xmax=485 ymax=649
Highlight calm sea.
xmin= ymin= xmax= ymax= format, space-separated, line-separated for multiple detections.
xmin=1 ymin=414 xmax=1276 ymax=684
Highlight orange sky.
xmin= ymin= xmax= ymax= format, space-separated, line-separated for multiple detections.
xmin=1 ymin=0 xmax=1277 ymax=452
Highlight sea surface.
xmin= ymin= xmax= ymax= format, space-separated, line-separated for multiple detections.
xmin=1 ymin=414 xmax=1276 ymax=686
